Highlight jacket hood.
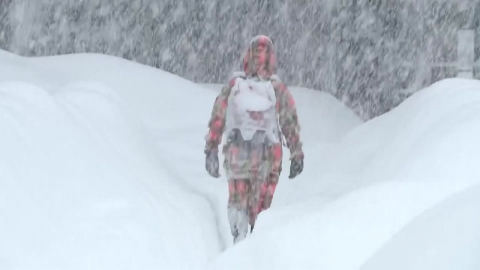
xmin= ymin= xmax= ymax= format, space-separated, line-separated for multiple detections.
xmin=242 ymin=35 xmax=277 ymax=78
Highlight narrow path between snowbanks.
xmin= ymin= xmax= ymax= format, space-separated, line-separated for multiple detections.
xmin=152 ymin=131 xmax=231 ymax=251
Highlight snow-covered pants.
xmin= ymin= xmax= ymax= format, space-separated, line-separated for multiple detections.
xmin=223 ymin=130 xmax=282 ymax=241
xmin=228 ymin=174 xmax=280 ymax=226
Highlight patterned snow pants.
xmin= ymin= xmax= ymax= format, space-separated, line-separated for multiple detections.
xmin=223 ymin=129 xmax=282 ymax=242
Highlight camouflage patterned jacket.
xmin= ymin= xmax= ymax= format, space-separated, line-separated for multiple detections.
xmin=204 ymin=35 xmax=303 ymax=160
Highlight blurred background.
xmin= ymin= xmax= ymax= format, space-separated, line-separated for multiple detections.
xmin=1 ymin=0 xmax=479 ymax=119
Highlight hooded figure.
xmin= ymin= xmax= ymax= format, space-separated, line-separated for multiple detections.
xmin=205 ymin=35 xmax=304 ymax=243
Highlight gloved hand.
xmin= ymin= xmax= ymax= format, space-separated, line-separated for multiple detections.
xmin=205 ymin=149 xmax=220 ymax=178
xmin=288 ymin=157 xmax=303 ymax=179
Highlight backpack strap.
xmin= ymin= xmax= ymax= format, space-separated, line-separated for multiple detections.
xmin=269 ymin=74 xmax=281 ymax=82
xmin=231 ymin=71 xmax=247 ymax=80
xmin=268 ymin=75 xmax=288 ymax=147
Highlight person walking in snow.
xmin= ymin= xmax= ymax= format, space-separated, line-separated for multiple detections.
xmin=204 ymin=35 xmax=304 ymax=243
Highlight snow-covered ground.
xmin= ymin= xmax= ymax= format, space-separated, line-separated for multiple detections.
xmin=0 ymin=50 xmax=360 ymax=269
xmin=1 ymin=49 xmax=478 ymax=270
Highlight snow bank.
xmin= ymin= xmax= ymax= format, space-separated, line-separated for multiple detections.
xmin=0 ymin=51 xmax=221 ymax=269
xmin=207 ymin=78 xmax=480 ymax=270
xmin=361 ymin=183 xmax=480 ymax=270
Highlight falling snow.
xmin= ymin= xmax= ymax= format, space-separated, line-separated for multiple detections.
xmin=1 ymin=0 xmax=480 ymax=119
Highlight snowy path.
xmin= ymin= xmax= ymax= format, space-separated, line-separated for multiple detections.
xmin=152 ymin=130 xmax=232 ymax=251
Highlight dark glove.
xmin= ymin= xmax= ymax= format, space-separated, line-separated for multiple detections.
xmin=288 ymin=158 xmax=303 ymax=179
xmin=205 ymin=150 xmax=220 ymax=178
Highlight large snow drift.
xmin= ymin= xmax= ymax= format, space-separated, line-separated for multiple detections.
xmin=0 ymin=50 xmax=222 ymax=269
xmin=207 ymin=78 xmax=480 ymax=270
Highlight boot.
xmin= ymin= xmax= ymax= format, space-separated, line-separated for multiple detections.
xmin=228 ymin=207 xmax=249 ymax=244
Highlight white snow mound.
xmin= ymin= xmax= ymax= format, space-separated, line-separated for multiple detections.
xmin=207 ymin=78 xmax=480 ymax=270
xmin=0 ymin=50 xmax=220 ymax=269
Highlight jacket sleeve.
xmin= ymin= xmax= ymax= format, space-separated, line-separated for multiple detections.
xmin=273 ymin=82 xmax=304 ymax=159
xmin=204 ymin=80 xmax=235 ymax=153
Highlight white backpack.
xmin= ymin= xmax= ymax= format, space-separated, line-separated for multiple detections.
xmin=225 ymin=77 xmax=280 ymax=143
